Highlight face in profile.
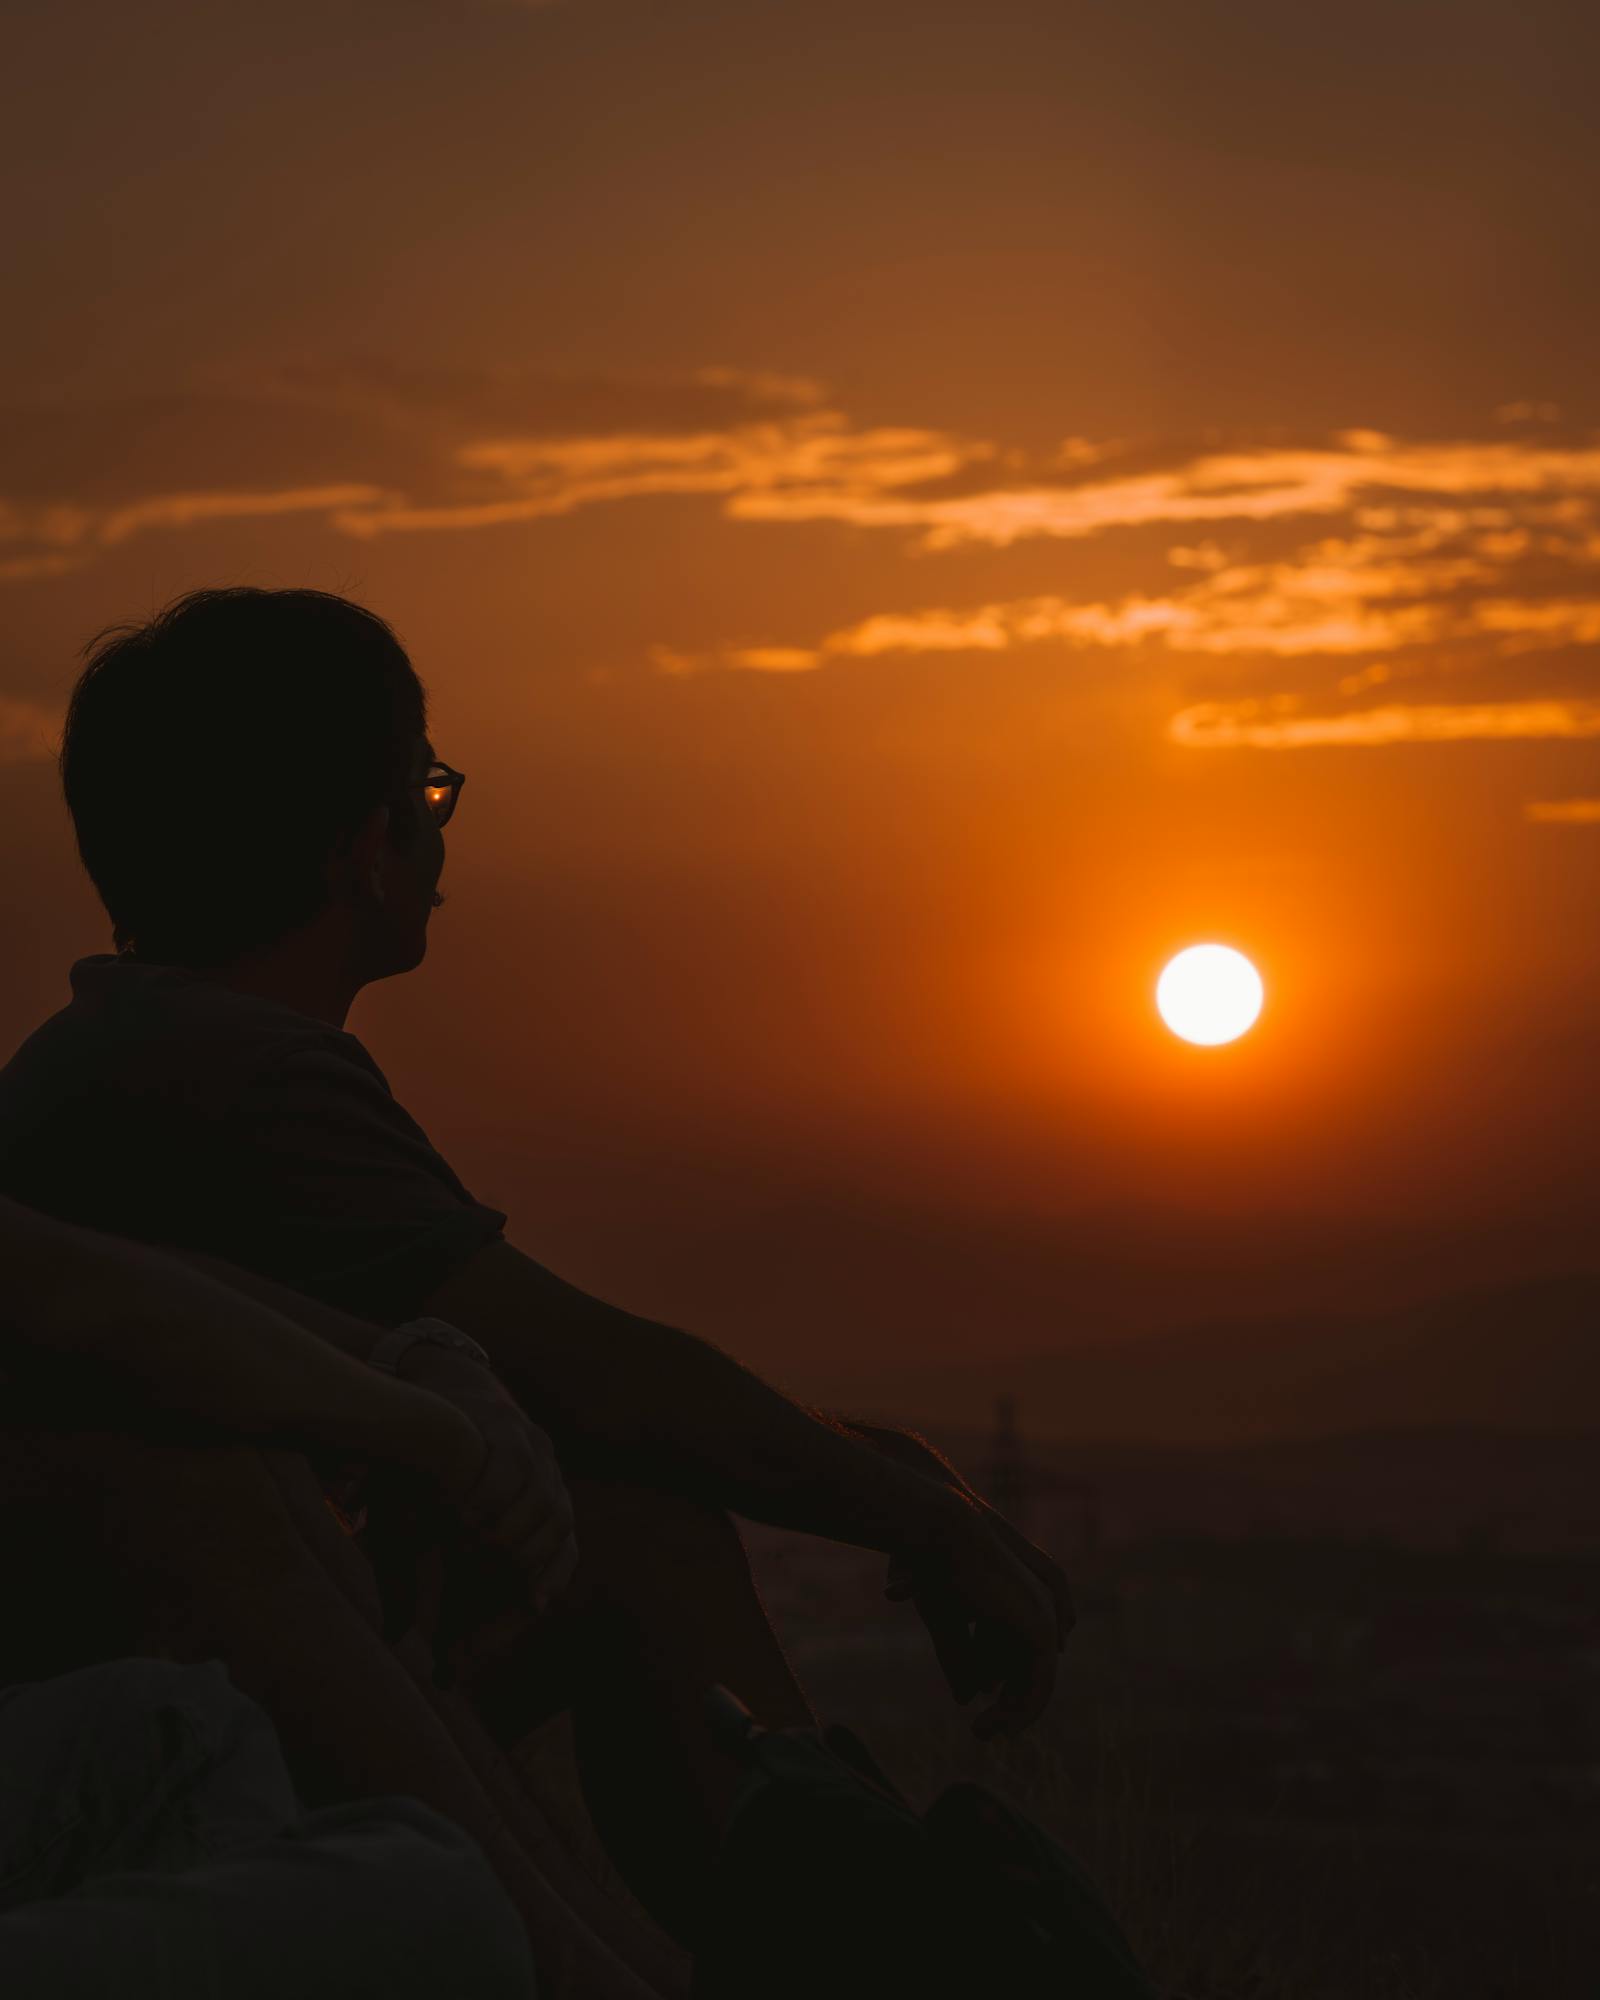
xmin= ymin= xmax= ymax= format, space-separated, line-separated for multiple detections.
xmin=362 ymin=735 xmax=450 ymax=979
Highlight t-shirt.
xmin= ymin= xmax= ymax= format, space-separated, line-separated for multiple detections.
xmin=0 ymin=956 xmax=507 ymax=1328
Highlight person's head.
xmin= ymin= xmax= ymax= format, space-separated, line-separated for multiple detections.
xmin=61 ymin=586 xmax=452 ymax=981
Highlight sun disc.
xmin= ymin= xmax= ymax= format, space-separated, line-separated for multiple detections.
xmin=1157 ymin=945 xmax=1264 ymax=1046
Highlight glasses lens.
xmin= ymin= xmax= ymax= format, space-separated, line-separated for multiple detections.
xmin=423 ymin=768 xmax=455 ymax=825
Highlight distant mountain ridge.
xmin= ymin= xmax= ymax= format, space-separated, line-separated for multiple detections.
xmin=836 ymin=1269 xmax=1600 ymax=1445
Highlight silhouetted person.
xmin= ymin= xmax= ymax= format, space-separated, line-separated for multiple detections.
xmin=1 ymin=1194 xmax=685 ymax=1995
xmin=0 ymin=1193 xmax=571 ymax=1996
xmin=0 ymin=586 xmax=1069 ymax=1957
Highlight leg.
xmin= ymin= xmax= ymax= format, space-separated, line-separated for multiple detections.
xmin=470 ymin=1477 xmax=814 ymax=1948
xmin=0 ymin=1657 xmax=537 ymax=2000
xmin=0 ymin=1424 xmax=675 ymax=2000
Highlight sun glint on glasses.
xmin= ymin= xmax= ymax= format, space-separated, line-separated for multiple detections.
xmin=420 ymin=762 xmax=466 ymax=827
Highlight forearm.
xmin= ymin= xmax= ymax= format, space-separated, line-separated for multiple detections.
xmin=609 ymin=1338 xmax=964 ymax=1547
xmin=147 ymin=1242 xmax=389 ymax=1365
xmin=642 ymin=1378 xmax=970 ymax=1552
xmin=9 ymin=1229 xmax=480 ymax=1488
xmin=424 ymin=1252 xmax=967 ymax=1552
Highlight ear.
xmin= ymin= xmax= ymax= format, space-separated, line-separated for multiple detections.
xmin=343 ymin=806 xmax=392 ymax=904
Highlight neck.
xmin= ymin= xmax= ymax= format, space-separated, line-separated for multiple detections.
xmin=199 ymin=928 xmax=364 ymax=1029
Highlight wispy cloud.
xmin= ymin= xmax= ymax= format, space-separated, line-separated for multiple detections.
xmin=100 ymin=485 xmax=393 ymax=547
xmin=657 ymin=453 xmax=1600 ymax=769
xmin=0 ymin=552 xmax=83 ymax=584
xmin=1168 ymin=699 xmax=1600 ymax=750
xmin=0 ymin=479 xmax=394 ymax=571
xmin=719 ymin=434 xmax=1600 ymax=551
xmin=12 ymin=375 xmax=1600 ymax=574
xmin=1525 ymin=797 xmax=1600 ymax=823
xmin=332 ymin=414 xmax=984 ymax=539
xmin=0 ymin=366 xmax=958 ymax=579
xmin=12 ymin=376 xmax=1600 ymax=799
xmin=673 ymin=525 xmax=1600 ymax=676
xmin=652 ymin=643 xmax=820 ymax=677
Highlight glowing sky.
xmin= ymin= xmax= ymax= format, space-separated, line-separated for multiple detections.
xmin=4 ymin=0 xmax=1599 ymax=1393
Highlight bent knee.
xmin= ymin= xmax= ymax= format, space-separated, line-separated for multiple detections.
xmin=568 ymin=1479 xmax=749 ymax=1597
xmin=300 ymin=1799 xmax=538 ymax=1997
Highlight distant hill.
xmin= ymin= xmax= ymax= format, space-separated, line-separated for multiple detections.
xmin=834 ymin=1269 xmax=1600 ymax=1446
xmin=914 ymin=1424 xmax=1600 ymax=1550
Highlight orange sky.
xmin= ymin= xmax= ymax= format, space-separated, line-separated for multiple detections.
xmin=4 ymin=0 xmax=1599 ymax=1399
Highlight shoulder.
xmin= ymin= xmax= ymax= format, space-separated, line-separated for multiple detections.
xmin=0 ymin=957 xmax=357 ymax=1140
xmin=248 ymin=1029 xmax=427 ymax=1138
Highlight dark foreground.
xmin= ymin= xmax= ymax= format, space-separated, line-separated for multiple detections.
xmin=522 ymin=1426 xmax=1598 ymax=1999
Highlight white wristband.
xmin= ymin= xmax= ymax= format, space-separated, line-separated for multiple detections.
xmin=368 ymin=1317 xmax=492 ymax=1376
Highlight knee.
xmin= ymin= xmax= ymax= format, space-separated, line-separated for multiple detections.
xmin=639 ymin=1488 xmax=746 ymax=1566
xmin=307 ymin=1799 xmax=539 ymax=1998
xmin=569 ymin=1480 xmax=751 ymax=1603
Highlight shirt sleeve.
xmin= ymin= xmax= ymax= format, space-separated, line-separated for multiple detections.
xmin=228 ymin=1040 xmax=507 ymax=1326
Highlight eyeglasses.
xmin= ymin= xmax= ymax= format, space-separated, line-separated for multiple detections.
xmin=420 ymin=761 xmax=466 ymax=827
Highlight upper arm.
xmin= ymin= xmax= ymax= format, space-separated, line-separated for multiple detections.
xmin=0 ymin=1197 xmax=113 ymax=1342
xmin=0 ymin=1198 xmax=158 ymax=1395
xmin=229 ymin=1044 xmax=508 ymax=1322
xmin=418 ymin=1236 xmax=669 ymax=1444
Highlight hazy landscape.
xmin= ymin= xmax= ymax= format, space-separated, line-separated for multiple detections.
xmin=511 ymin=1393 xmax=1598 ymax=1997
xmin=743 ymin=1415 xmax=1600 ymax=1998
xmin=826 ymin=1273 xmax=1600 ymax=1444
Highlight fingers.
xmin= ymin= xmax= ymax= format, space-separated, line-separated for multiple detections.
xmin=969 ymin=1560 xmax=1060 ymax=1737
xmin=472 ymin=1477 xmax=579 ymax=1612
xmin=444 ymin=1408 xmax=579 ymax=1611
xmin=972 ymin=1621 xmax=1055 ymax=1739
xmin=1047 ymin=1565 xmax=1075 ymax=1649
xmin=457 ymin=1442 xmax=531 ymax=1532
xmin=1018 ymin=1545 xmax=1075 ymax=1649
xmin=915 ymin=1582 xmax=986 ymax=1705
xmin=981 ymin=1511 xmax=1076 ymax=1649
xmin=917 ymin=1519 xmax=1063 ymax=1737
xmin=455 ymin=1416 xmax=563 ymax=1527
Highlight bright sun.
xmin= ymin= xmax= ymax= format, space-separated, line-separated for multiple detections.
xmin=1157 ymin=945 xmax=1264 ymax=1046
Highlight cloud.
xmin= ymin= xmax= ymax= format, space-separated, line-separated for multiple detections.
xmin=0 ymin=474 xmax=397 ymax=583
xmin=0 ymin=367 xmax=968 ymax=580
xmin=98 ymin=485 xmax=393 ymax=548
xmin=1496 ymin=401 xmax=1563 ymax=425
xmin=652 ymin=643 xmax=821 ymax=677
xmin=321 ymin=380 xmax=1600 ymax=564
xmin=332 ymin=413 xmax=985 ymax=540
xmin=1525 ymin=798 xmax=1600 ymax=823
xmin=252 ymin=357 xmax=830 ymax=438
xmin=686 ymin=523 xmax=1600 ymax=677
xmin=663 ymin=474 xmax=1600 ymax=718
xmin=1468 ymin=598 xmax=1600 ymax=648
xmin=1168 ymin=699 xmax=1600 ymax=750
xmin=717 ymin=435 xmax=1600 ymax=551
xmin=12 ymin=377 xmax=1600 ymax=712
xmin=0 ymin=695 xmax=61 ymax=765
xmin=0 ymin=552 xmax=83 ymax=584
xmin=804 ymin=588 xmax=1450 ymax=664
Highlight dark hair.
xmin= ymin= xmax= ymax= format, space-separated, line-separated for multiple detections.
xmin=61 ymin=587 xmax=427 ymax=966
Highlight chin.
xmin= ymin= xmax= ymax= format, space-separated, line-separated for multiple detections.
xmin=368 ymin=929 xmax=431 ymax=983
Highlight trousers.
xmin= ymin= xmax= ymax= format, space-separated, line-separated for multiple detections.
xmin=0 ymin=1656 xmax=538 ymax=1999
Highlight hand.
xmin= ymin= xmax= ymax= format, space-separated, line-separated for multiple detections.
xmin=849 ymin=1421 xmax=1074 ymax=1659
xmin=396 ymin=1349 xmax=579 ymax=1614
xmin=888 ymin=1505 xmax=1071 ymax=1739
xmin=844 ymin=1420 xmax=987 ymax=1512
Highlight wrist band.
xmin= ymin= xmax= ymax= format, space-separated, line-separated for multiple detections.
xmin=368 ymin=1317 xmax=492 ymax=1376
